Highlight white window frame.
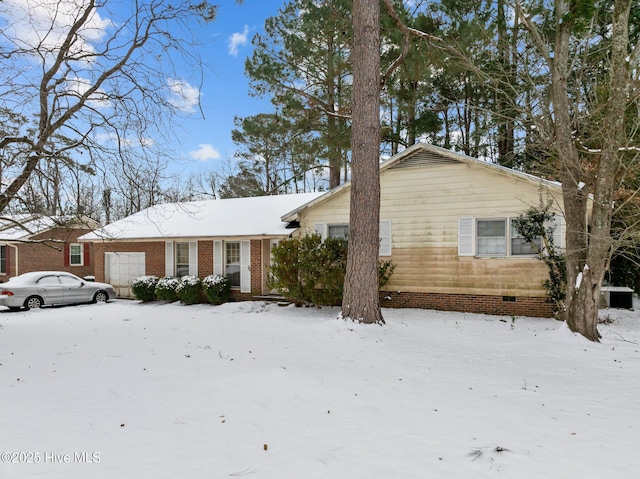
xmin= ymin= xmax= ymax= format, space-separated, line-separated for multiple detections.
xmin=313 ymin=221 xmax=392 ymax=256
xmin=327 ymin=224 xmax=349 ymax=240
xmin=459 ymin=217 xmax=549 ymax=258
xmin=175 ymin=242 xmax=190 ymax=277
xmin=166 ymin=241 xmax=198 ymax=277
xmin=0 ymin=244 xmax=6 ymax=274
xmin=213 ymin=240 xmax=251 ymax=293
xmin=509 ymin=219 xmax=542 ymax=257
xmin=476 ymin=218 xmax=508 ymax=257
xmin=69 ymin=243 xmax=83 ymax=266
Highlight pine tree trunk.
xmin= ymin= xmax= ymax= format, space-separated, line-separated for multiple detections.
xmin=341 ymin=0 xmax=382 ymax=325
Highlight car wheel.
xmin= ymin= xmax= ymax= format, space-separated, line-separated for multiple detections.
xmin=93 ymin=291 xmax=108 ymax=303
xmin=24 ymin=296 xmax=43 ymax=310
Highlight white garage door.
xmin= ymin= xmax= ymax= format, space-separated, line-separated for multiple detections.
xmin=105 ymin=252 xmax=146 ymax=298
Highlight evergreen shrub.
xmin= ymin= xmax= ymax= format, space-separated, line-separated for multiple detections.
xmin=202 ymin=274 xmax=232 ymax=304
xmin=268 ymin=234 xmax=396 ymax=307
xmin=132 ymin=275 xmax=159 ymax=302
xmin=155 ymin=277 xmax=180 ymax=302
xmin=176 ymin=275 xmax=202 ymax=305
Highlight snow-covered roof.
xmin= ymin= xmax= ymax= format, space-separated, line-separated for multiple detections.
xmin=0 ymin=215 xmax=98 ymax=241
xmin=79 ymin=192 xmax=323 ymax=241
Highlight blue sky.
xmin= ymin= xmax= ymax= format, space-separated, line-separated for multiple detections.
xmin=0 ymin=0 xmax=286 ymax=180
xmin=174 ymin=0 xmax=285 ymax=176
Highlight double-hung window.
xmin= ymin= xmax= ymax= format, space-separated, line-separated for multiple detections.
xmin=460 ymin=216 xmax=549 ymax=257
xmin=328 ymin=224 xmax=349 ymax=240
xmin=225 ymin=242 xmax=241 ymax=288
xmin=69 ymin=244 xmax=83 ymax=266
xmin=477 ymin=219 xmax=507 ymax=256
xmin=0 ymin=245 xmax=6 ymax=274
xmin=175 ymin=242 xmax=190 ymax=277
xmin=510 ymin=220 xmax=542 ymax=256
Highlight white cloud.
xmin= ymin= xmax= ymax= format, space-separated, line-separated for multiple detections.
xmin=0 ymin=0 xmax=112 ymax=57
xmin=166 ymin=78 xmax=200 ymax=113
xmin=189 ymin=144 xmax=221 ymax=162
xmin=228 ymin=25 xmax=249 ymax=56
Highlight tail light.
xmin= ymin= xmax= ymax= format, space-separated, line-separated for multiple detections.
xmin=1 ymin=290 xmax=14 ymax=296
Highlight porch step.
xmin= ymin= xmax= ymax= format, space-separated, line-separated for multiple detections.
xmin=253 ymin=295 xmax=291 ymax=306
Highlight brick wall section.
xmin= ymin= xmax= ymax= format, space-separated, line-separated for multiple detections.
xmin=5 ymin=227 xmax=95 ymax=280
xmin=198 ymin=241 xmax=213 ymax=278
xmin=91 ymin=241 xmax=165 ymax=283
xmin=380 ymin=290 xmax=554 ymax=318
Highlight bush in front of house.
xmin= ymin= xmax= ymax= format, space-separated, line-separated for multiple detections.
xmin=202 ymin=274 xmax=232 ymax=305
xmin=155 ymin=277 xmax=180 ymax=302
xmin=268 ymin=233 xmax=396 ymax=307
xmin=176 ymin=275 xmax=202 ymax=305
xmin=132 ymin=275 xmax=159 ymax=302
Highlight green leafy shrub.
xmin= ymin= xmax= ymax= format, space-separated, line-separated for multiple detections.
xmin=512 ymin=197 xmax=566 ymax=313
xmin=155 ymin=277 xmax=180 ymax=302
xmin=132 ymin=275 xmax=158 ymax=302
xmin=176 ymin=275 xmax=202 ymax=305
xmin=268 ymin=234 xmax=396 ymax=307
xmin=202 ymin=274 xmax=232 ymax=304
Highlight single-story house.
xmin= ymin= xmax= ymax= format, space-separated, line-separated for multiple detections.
xmin=282 ymin=142 xmax=566 ymax=317
xmin=0 ymin=215 xmax=98 ymax=281
xmin=79 ymin=193 xmax=322 ymax=298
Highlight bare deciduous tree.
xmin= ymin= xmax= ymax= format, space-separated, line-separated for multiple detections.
xmin=0 ymin=0 xmax=216 ymax=215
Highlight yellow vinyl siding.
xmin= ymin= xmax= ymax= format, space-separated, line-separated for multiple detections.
xmin=296 ymin=159 xmax=562 ymax=298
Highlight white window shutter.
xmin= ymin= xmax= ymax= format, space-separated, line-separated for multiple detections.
xmin=314 ymin=223 xmax=327 ymax=240
xmin=379 ymin=220 xmax=392 ymax=256
xmin=188 ymin=241 xmax=198 ymax=276
xmin=165 ymin=241 xmax=174 ymax=276
xmin=458 ymin=217 xmax=475 ymax=256
xmin=240 ymin=240 xmax=251 ymax=293
xmin=213 ymin=240 xmax=223 ymax=276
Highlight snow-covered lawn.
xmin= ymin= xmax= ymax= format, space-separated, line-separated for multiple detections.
xmin=1 ymin=300 xmax=638 ymax=478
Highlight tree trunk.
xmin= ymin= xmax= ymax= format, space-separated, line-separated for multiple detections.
xmin=341 ymin=0 xmax=382 ymax=325
xmin=553 ymin=0 xmax=631 ymax=341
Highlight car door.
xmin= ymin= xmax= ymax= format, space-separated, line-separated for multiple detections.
xmin=34 ymin=275 xmax=64 ymax=304
xmin=58 ymin=274 xmax=88 ymax=304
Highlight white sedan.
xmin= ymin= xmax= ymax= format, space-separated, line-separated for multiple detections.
xmin=0 ymin=271 xmax=116 ymax=311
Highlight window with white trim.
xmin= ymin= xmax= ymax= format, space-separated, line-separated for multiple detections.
xmin=328 ymin=224 xmax=349 ymax=240
xmin=510 ymin=219 xmax=542 ymax=256
xmin=69 ymin=244 xmax=83 ymax=266
xmin=225 ymin=241 xmax=241 ymax=288
xmin=175 ymin=242 xmax=190 ymax=276
xmin=459 ymin=216 xmax=547 ymax=257
xmin=313 ymin=221 xmax=392 ymax=256
xmin=477 ymin=219 xmax=507 ymax=256
xmin=0 ymin=245 xmax=6 ymax=274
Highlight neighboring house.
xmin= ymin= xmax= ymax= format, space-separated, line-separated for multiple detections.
xmin=0 ymin=215 xmax=99 ymax=281
xmin=282 ymin=143 xmax=566 ymax=318
xmin=79 ymin=193 xmax=322 ymax=299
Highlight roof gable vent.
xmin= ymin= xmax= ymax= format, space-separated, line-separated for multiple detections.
xmin=389 ymin=150 xmax=461 ymax=169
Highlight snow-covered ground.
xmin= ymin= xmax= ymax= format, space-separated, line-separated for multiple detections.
xmin=1 ymin=299 xmax=638 ymax=478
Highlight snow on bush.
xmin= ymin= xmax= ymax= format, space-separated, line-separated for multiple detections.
xmin=202 ymin=274 xmax=232 ymax=305
xmin=132 ymin=275 xmax=159 ymax=302
xmin=155 ymin=277 xmax=180 ymax=302
xmin=83 ymin=275 xmax=96 ymax=282
xmin=176 ymin=275 xmax=202 ymax=305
